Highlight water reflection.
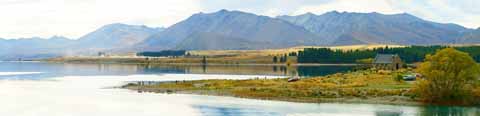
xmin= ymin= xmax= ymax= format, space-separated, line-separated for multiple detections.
xmin=138 ymin=64 xmax=356 ymax=77
xmin=373 ymin=105 xmax=480 ymax=116
xmin=0 ymin=62 xmax=355 ymax=79
xmin=1 ymin=62 xmax=479 ymax=115
xmin=419 ymin=105 xmax=480 ymax=116
xmin=375 ymin=110 xmax=403 ymax=116
xmin=193 ymin=105 xmax=279 ymax=116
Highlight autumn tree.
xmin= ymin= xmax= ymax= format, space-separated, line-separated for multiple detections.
xmin=414 ymin=48 xmax=480 ymax=103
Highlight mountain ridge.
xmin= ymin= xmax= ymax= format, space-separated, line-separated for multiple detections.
xmin=277 ymin=11 xmax=469 ymax=45
xmin=0 ymin=23 xmax=164 ymax=59
xmin=72 ymin=23 xmax=164 ymax=54
xmin=138 ymin=9 xmax=327 ymax=51
xmin=1 ymin=10 xmax=479 ymax=60
xmin=457 ymin=28 xmax=480 ymax=44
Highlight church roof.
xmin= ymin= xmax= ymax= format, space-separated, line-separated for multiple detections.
xmin=373 ymin=54 xmax=399 ymax=64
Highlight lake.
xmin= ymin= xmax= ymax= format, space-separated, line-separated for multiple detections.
xmin=0 ymin=62 xmax=356 ymax=79
xmin=0 ymin=62 xmax=478 ymax=116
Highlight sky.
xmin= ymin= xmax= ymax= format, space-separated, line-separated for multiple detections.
xmin=0 ymin=0 xmax=479 ymax=39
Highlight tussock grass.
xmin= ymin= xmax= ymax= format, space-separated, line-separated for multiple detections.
xmin=189 ymin=45 xmax=405 ymax=56
xmin=128 ymin=69 xmax=419 ymax=104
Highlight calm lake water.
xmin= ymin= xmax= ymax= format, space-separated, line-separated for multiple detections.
xmin=0 ymin=62 xmax=356 ymax=79
xmin=0 ymin=62 xmax=479 ymax=116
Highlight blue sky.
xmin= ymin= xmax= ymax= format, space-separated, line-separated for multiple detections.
xmin=0 ymin=0 xmax=478 ymax=39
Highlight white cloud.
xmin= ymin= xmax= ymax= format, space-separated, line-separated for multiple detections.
xmin=388 ymin=0 xmax=480 ymax=28
xmin=292 ymin=0 xmax=403 ymax=15
xmin=0 ymin=0 xmax=201 ymax=39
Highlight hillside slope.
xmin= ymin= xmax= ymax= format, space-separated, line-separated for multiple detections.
xmin=277 ymin=11 xmax=468 ymax=45
xmin=138 ymin=10 xmax=327 ymax=50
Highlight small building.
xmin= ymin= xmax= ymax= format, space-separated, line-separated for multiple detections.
xmin=373 ymin=54 xmax=403 ymax=70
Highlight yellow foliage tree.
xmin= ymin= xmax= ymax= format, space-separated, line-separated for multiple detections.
xmin=415 ymin=48 xmax=480 ymax=103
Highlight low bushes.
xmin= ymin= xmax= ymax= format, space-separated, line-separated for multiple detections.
xmin=140 ymin=69 xmax=414 ymax=101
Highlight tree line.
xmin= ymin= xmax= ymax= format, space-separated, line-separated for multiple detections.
xmin=273 ymin=55 xmax=289 ymax=63
xmin=296 ymin=46 xmax=480 ymax=63
xmin=137 ymin=50 xmax=186 ymax=57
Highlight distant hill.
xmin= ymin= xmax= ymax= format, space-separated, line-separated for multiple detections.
xmin=0 ymin=23 xmax=164 ymax=60
xmin=73 ymin=23 xmax=164 ymax=54
xmin=0 ymin=36 xmax=75 ymax=60
xmin=277 ymin=11 xmax=469 ymax=45
xmin=140 ymin=10 xmax=475 ymax=50
xmin=457 ymin=28 xmax=480 ymax=44
xmin=137 ymin=10 xmax=327 ymax=50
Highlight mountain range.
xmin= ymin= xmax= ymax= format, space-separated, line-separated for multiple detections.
xmin=456 ymin=28 xmax=480 ymax=44
xmin=138 ymin=10 xmax=325 ymax=50
xmin=0 ymin=24 xmax=164 ymax=59
xmin=277 ymin=11 xmax=469 ymax=45
xmin=1 ymin=9 xmax=479 ymax=60
xmin=73 ymin=23 xmax=164 ymax=54
xmin=0 ymin=36 xmax=74 ymax=60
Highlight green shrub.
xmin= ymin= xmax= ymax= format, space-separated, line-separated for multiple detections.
xmin=414 ymin=48 xmax=480 ymax=104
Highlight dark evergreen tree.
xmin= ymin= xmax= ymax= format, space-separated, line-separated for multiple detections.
xmin=296 ymin=46 xmax=480 ymax=63
xmin=273 ymin=56 xmax=278 ymax=63
xmin=137 ymin=50 xmax=186 ymax=57
xmin=202 ymin=56 xmax=207 ymax=64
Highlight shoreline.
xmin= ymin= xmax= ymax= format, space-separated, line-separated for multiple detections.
xmin=123 ymin=85 xmax=422 ymax=106
xmin=42 ymin=61 xmax=364 ymax=66
xmin=119 ymin=69 xmax=431 ymax=106
xmin=119 ymin=68 xmax=480 ymax=107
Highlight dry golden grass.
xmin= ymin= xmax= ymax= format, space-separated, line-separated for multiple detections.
xmin=441 ymin=44 xmax=480 ymax=47
xmin=133 ymin=69 xmax=414 ymax=101
xmin=325 ymin=44 xmax=405 ymax=51
xmin=49 ymin=44 xmax=402 ymax=64
xmin=188 ymin=44 xmax=405 ymax=56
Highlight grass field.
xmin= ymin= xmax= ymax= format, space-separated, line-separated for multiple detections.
xmin=188 ymin=44 xmax=405 ymax=56
xmin=124 ymin=69 xmax=423 ymax=105
xmin=46 ymin=44 xmax=402 ymax=64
